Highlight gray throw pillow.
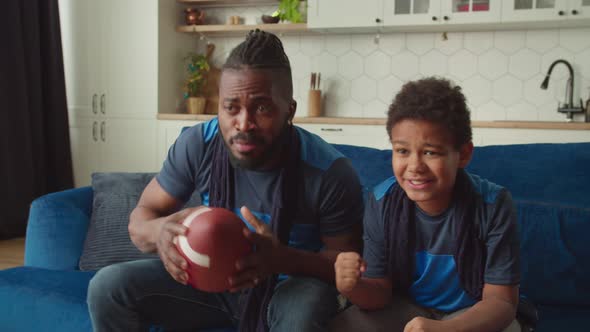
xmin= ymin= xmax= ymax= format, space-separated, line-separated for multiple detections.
xmin=78 ymin=172 xmax=200 ymax=271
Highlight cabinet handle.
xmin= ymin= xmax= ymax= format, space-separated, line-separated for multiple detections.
xmin=100 ymin=94 xmax=106 ymax=115
xmin=375 ymin=18 xmax=381 ymax=23
xmin=558 ymin=10 xmax=565 ymax=15
xmin=432 ymin=16 xmax=438 ymax=21
xmin=321 ymin=128 xmax=343 ymax=132
xmin=100 ymin=121 xmax=106 ymax=142
xmin=92 ymin=94 xmax=98 ymax=114
xmin=572 ymin=9 xmax=578 ymax=15
xmin=92 ymin=121 xmax=98 ymax=141
xmin=443 ymin=15 xmax=450 ymax=21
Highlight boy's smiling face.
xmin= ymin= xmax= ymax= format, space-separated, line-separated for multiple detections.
xmin=390 ymin=119 xmax=473 ymax=215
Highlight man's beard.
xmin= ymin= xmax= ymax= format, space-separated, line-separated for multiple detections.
xmin=224 ymin=120 xmax=291 ymax=170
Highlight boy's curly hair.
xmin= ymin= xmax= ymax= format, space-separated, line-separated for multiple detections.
xmin=386 ymin=77 xmax=472 ymax=149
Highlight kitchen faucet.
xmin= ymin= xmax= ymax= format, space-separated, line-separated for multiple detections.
xmin=540 ymin=59 xmax=584 ymax=121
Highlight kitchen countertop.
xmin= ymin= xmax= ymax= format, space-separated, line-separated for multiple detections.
xmin=157 ymin=113 xmax=590 ymax=130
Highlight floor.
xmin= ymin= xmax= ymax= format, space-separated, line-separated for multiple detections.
xmin=0 ymin=237 xmax=25 ymax=269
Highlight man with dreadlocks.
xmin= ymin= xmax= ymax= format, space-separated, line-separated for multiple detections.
xmin=87 ymin=30 xmax=364 ymax=332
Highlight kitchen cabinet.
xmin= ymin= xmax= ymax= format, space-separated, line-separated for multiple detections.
xmin=473 ymin=127 xmax=590 ymax=145
xmin=309 ymin=0 xmax=589 ymax=30
xmin=502 ymin=0 xmax=590 ymax=22
xmin=157 ymin=120 xmax=204 ymax=164
xmin=384 ymin=0 xmax=501 ymax=26
xmin=157 ymin=115 xmax=590 ymax=151
xmin=308 ymin=0 xmax=501 ymax=29
xmin=299 ymin=123 xmax=590 ymax=148
xmin=62 ymin=0 xmax=158 ymax=120
xmin=60 ymin=0 xmax=194 ymax=186
xmin=307 ymin=0 xmax=383 ymax=29
xmin=297 ymin=123 xmax=392 ymax=149
xmin=68 ymin=116 xmax=158 ymax=186
xmin=86 ymin=0 xmax=158 ymax=119
xmin=68 ymin=117 xmax=100 ymax=187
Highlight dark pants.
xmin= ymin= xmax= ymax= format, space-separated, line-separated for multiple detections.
xmin=329 ymin=296 xmax=521 ymax=332
xmin=87 ymin=259 xmax=340 ymax=332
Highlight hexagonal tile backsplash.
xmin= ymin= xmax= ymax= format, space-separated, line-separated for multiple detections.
xmin=202 ymin=12 xmax=590 ymax=121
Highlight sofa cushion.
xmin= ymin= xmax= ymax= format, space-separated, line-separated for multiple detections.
xmin=516 ymin=200 xmax=590 ymax=306
xmin=535 ymin=304 xmax=590 ymax=332
xmin=0 ymin=266 xmax=96 ymax=331
xmin=79 ymin=173 xmax=202 ymax=271
xmin=467 ymin=143 xmax=590 ymax=209
xmin=332 ymin=144 xmax=393 ymax=194
xmin=78 ymin=173 xmax=160 ymax=271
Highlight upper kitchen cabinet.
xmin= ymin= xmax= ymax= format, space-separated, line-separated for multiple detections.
xmin=62 ymin=0 xmax=158 ymax=119
xmin=307 ymin=0 xmax=383 ymax=30
xmin=383 ymin=0 xmax=501 ymax=26
xmin=502 ymin=0 xmax=590 ymax=22
xmin=101 ymin=0 xmax=158 ymax=119
xmin=62 ymin=0 xmax=196 ymax=120
xmin=90 ymin=0 xmax=158 ymax=119
xmin=60 ymin=0 xmax=195 ymax=186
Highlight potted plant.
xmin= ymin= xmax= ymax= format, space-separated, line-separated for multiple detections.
xmin=183 ymin=52 xmax=210 ymax=114
xmin=271 ymin=0 xmax=306 ymax=23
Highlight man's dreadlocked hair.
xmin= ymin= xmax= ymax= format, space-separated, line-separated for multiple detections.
xmin=223 ymin=29 xmax=293 ymax=97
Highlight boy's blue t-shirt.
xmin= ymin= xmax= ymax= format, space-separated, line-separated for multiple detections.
xmin=156 ymin=118 xmax=364 ymax=253
xmin=363 ymin=174 xmax=520 ymax=312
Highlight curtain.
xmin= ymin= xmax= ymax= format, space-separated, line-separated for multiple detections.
xmin=0 ymin=0 xmax=73 ymax=239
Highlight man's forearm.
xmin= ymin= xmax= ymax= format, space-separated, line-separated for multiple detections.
xmin=342 ymin=277 xmax=392 ymax=310
xmin=277 ymin=247 xmax=339 ymax=283
xmin=442 ymin=297 xmax=517 ymax=332
xmin=128 ymin=206 xmax=167 ymax=253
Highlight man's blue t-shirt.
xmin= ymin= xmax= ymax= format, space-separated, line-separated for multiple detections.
xmin=156 ymin=118 xmax=364 ymax=252
xmin=363 ymin=174 xmax=520 ymax=312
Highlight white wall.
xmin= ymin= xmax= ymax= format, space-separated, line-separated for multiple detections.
xmin=198 ymin=6 xmax=590 ymax=123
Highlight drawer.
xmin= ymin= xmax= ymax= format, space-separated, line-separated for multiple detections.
xmin=297 ymin=124 xmax=391 ymax=150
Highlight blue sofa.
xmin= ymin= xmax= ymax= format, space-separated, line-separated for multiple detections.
xmin=1 ymin=142 xmax=589 ymax=332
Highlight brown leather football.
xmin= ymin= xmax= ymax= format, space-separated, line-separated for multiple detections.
xmin=176 ymin=207 xmax=251 ymax=292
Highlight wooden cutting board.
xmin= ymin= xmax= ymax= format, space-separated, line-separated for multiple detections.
xmin=204 ymin=44 xmax=221 ymax=115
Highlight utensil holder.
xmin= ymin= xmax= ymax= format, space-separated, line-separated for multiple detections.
xmin=308 ymin=89 xmax=322 ymax=117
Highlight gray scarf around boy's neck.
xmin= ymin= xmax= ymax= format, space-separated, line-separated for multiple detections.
xmin=384 ymin=169 xmax=485 ymax=301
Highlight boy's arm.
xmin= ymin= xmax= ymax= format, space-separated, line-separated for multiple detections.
xmin=436 ymin=283 xmax=518 ymax=332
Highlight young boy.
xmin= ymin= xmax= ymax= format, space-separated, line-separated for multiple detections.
xmin=331 ymin=78 xmax=521 ymax=332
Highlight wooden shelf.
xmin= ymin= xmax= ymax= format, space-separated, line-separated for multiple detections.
xmin=176 ymin=23 xmax=310 ymax=36
xmin=178 ymin=0 xmax=277 ymax=6
xmin=157 ymin=114 xmax=590 ymax=130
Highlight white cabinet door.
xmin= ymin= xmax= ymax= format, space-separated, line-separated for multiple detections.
xmin=69 ymin=117 xmax=101 ymax=187
xmin=157 ymin=120 xmax=204 ymax=164
xmin=297 ymin=124 xmax=391 ymax=150
xmin=59 ymin=0 xmax=94 ymax=118
xmin=308 ymin=0 xmax=383 ymax=28
xmin=383 ymin=0 xmax=443 ymax=25
xmin=502 ymin=0 xmax=569 ymax=22
xmin=103 ymin=0 xmax=158 ymax=119
xmin=569 ymin=0 xmax=590 ymax=18
xmin=441 ymin=0 xmax=502 ymax=23
xmin=69 ymin=117 xmax=159 ymax=185
xmin=385 ymin=0 xmax=499 ymax=26
xmin=100 ymin=118 xmax=159 ymax=173
xmin=474 ymin=127 xmax=590 ymax=145
xmin=87 ymin=0 xmax=108 ymax=119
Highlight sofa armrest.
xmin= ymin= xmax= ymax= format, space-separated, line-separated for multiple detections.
xmin=24 ymin=187 xmax=93 ymax=270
